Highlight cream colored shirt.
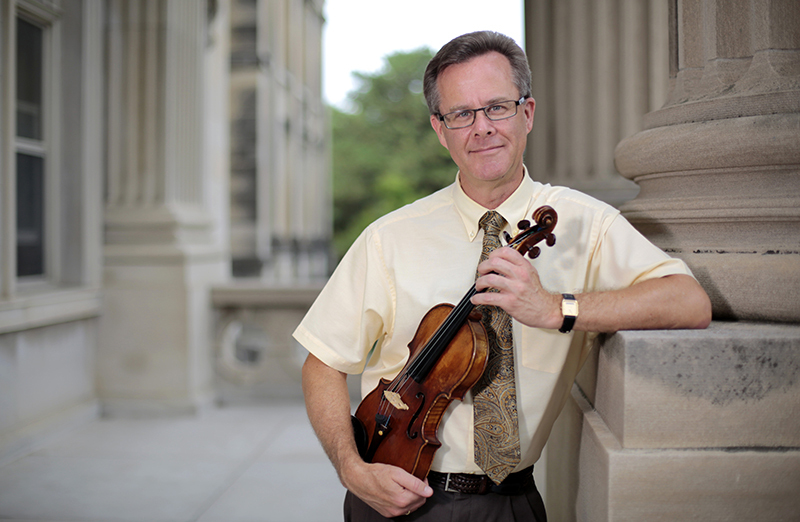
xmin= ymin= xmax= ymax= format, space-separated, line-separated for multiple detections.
xmin=293 ymin=171 xmax=693 ymax=474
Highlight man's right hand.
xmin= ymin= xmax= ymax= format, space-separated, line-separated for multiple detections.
xmin=342 ymin=460 xmax=433 ymax=518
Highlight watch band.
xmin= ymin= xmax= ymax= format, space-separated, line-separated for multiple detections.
xmin=559 ymin=293 xmax=578 ymax=333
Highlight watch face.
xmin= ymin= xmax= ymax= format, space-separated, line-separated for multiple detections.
xmin=562 ymin=299 xmax=578 ymax=317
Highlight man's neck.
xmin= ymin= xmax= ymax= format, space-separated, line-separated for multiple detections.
xmin=459 ymin=169 xmax=525 ymax=210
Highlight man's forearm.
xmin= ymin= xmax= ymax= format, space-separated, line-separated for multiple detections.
xmin=474 ymin=247 xmax=712 ymax=333
xmin=571 ymin=274 xmax=712 ymax=332
xmin=301 ymin=353 xmax=360 ymax=482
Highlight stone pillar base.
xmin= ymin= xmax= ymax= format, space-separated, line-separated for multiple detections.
xmin=98 ymin=207 xmax=226 ymax=416
xmin=573 ymin=323 xmax=800 ymax=521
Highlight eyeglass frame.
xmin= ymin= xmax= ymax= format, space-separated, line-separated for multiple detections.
xmin=435 ymin=96 xmax=529 ymax=130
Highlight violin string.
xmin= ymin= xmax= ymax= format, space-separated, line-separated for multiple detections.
xmin=404 ymin=281 xmax=479 ymax=380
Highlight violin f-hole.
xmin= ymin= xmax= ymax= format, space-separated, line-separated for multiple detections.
xmin=406 ymin=392 xmax=426 ymax=440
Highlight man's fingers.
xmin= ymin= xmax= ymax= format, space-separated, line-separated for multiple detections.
xmin=355 ymin=464 xmax=432 ymax=518
xmin=392 ymin=470 xmax=433 ymax=498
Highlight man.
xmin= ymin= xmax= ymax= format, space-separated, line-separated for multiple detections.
xmin=295 ymin=31 xmax=711 ymax=521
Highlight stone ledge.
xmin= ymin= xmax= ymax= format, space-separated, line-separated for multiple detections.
xmin=0 ymin=288 xmax=103 ymax=335
xmin=594 ymin=322 xmax=800 ymax=448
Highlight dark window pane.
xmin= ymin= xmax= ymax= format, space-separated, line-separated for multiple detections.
xmin=17 ymin=153 xmax=45 ymax=277
xmin=17 ymin=18 xmax=43 ymax=140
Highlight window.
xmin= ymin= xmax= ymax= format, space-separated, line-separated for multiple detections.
xmin=16 ymin=17 xmax=46 ymax=278
xmin=0 ymin=1 xmax=103 ymax=332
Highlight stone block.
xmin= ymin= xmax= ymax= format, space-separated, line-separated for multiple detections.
xmin=594 ymin=322 xmax=800 ymax=449
xmin=576 ymin=389 xmax=800 ymax=522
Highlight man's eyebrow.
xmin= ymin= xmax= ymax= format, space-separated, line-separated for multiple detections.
xmin=444 ymin=96 xmax=511 ymax=113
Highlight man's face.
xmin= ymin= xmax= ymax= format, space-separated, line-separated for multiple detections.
xmin=430 ymin=52 xmax=535 ymax=194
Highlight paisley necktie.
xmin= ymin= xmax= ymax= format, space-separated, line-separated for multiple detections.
xmin=472 ymin=211 xmax=521 ymax=484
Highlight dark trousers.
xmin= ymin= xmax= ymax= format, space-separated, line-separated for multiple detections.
xmin=343 ymin=476 xmax=547 ymax=522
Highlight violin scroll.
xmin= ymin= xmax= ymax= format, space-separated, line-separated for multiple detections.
xmin=533 ymin=205 xmax=557 ymax=227
xmin=505 ymin=205 xmax=558 ymax=259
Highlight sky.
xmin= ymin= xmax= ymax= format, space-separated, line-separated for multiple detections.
xmin=322 ymin=0 xmax=524 ymax=111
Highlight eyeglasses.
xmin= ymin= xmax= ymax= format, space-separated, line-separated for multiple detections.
xmin=436 ymin=97 xmax=527 ymax=129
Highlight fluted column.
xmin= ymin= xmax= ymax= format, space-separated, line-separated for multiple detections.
xmin=615 ymin=0 xmax=800 ymax=322
xmin=99 ymin=0 xmax=227 ymax=415
xmin=526 ymin=0 xmax=670 ymax=206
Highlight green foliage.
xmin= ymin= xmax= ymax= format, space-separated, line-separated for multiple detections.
xmin=331 ymin=48 xmax=455 ymax=259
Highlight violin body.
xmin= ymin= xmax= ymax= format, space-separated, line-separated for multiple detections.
xmin=353 ymin=303 xmax=488 ymax=480
xmin=351 ymin=205 xmax=558 ymax=480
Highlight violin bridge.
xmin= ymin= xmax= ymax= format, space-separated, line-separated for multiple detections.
xmin=383 ymin=391 xmax=409 ymax=410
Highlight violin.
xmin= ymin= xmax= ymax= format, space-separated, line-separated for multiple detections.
xmin=351 ymin=206 xmax=558 ymax=480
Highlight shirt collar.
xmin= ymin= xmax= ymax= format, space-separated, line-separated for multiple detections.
xmin=453 ymin=167 xmax=538 ymax=243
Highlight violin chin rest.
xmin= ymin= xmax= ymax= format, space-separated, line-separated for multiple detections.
xmin=351 ymin=415 xmax=369 ymax=460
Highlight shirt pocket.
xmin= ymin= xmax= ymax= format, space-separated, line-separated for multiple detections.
xmin=513 ymin=323 xmax=572 ymax=374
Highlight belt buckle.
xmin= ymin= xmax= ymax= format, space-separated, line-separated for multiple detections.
xmin=443 ymin=473 xmax=458 ymax=493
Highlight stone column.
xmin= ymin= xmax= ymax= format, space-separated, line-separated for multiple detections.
xmin=615 ymin=0 xmax=800 ymax=322
xmin=98 ymin=0 xmax=228 ymax=415
xmin=572 ymin=1 xmax=800 ymax=520
xmin=525 ymin=1 xmax=800 ymax=519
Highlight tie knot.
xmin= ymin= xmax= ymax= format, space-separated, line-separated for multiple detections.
xmin=479 ymin=211 xmax=507 ymax=238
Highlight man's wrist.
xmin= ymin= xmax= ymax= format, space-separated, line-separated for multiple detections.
xmin=337 ymin=449 xmax=368 ymax=490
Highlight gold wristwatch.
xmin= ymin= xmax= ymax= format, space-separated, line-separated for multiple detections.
xmin=559 ymin=293 xmax=578 ymax=333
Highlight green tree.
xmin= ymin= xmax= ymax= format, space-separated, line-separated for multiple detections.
xmin=331 ymin=48 xmax=455 ymax=259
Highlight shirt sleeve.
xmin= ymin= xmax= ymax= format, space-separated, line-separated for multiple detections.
xmin=292 ymin=226 xmax=395 ymax=374
xmin=589 ymin=213 xmax=694 ymax=292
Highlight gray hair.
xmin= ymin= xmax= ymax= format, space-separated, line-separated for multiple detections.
xmin=423 ymin=31 xmax=532 ymax=116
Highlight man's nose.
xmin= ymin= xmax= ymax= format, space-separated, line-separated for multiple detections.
xmin=473 ymin=109 xmax=496 ymax=133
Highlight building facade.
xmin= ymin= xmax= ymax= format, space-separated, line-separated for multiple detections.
xmin=1 ymin=0 xmax=798 ymax=519
xmin=0 ymin=0 xmax=328 ymax=457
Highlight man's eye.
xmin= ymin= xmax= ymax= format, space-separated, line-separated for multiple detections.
xmin=487 ymin=104 xmax=507 ymax=114
xmin=454 ymin=111 xmax=473 ymax=120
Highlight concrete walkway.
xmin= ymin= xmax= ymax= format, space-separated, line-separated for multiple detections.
xmin=0 ymin=403 xmax=346 ymax=522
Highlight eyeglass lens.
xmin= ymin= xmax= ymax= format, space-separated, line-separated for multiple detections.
xmin=442 ymin=100 xmax=520 ymax=129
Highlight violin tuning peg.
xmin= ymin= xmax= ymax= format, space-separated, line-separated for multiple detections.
xmin=527 ymin=246 xmax=541 ymax=259
xmin=546 ymin=234 xmax=556 ymax=247
xmin=503 ymin=231 xmax=512 ymax=243
xmin=517 ymin=219 xmax=531 ymax=230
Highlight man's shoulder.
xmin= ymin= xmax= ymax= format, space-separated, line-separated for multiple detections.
xmin=535 ymin=183 xmax=620 ymax=217
xmin=368 ymin=184 xmax=457 ymax=233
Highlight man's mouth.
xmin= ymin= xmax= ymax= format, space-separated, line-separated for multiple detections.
xmin=471 ymin=145 xmax=503 ymax=154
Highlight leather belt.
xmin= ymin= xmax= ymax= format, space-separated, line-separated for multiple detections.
xmin=428 ymin=466 xmax=534 ymax=495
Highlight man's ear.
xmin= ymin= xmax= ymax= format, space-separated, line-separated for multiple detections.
xmin=524 ymin=97 xmax=536 ymax=133
xmin=430 ymin=114 xmax=449 ymax=150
